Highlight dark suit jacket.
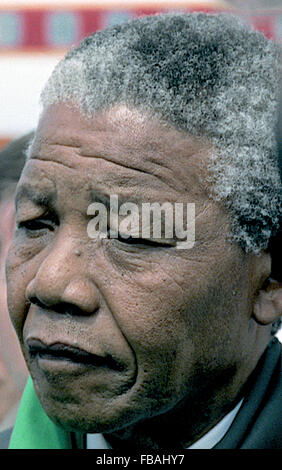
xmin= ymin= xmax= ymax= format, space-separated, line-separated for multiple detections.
xmin=0 ymin=427 xmax=13 ymax=449
xmin=215 ymin=337 xmax=281 ymax=448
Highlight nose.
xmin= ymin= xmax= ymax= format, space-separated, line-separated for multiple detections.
xmin=26 ymin=239 xmax=100 ymax=315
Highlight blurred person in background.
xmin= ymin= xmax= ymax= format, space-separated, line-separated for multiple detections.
xmin=0 ymin=133 xmax=33 ymax=448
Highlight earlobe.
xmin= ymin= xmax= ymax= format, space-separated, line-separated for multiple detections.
xmin=253 ymin=278 xmax=282 ymax=325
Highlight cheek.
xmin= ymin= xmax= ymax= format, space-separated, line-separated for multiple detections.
xmin=100 ymin=250 xmax=251 ymax=389
xmin=6 ymin=239 xmax=42 ymax=342
xmin=98 ymin=265 xmax=196 ymax=385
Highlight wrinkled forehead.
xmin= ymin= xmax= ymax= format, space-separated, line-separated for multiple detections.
xmin=34 ymin=103 xmax=148 ymax=141
xmin=28 ymin=104 xmax=150 ymax=170
xmin=23 ymin=103 xmax=212 ymax=199
xmin=30 ymin=103 xmax=208 ymax=157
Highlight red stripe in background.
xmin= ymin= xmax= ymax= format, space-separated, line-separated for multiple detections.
xmin=79 ymin=9 xmax=103 ymax=38
xmin=250 ymin=15 xmax=275 ymax=41
xmin=0 ymin=8 xmax=280 ymax=52
xmin=134 ymin=8 xmax=166 ymax=17
xmin=21 ymin=10 xmax=45 ymax=48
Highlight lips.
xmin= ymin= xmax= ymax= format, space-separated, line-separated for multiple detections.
xmin=26 ymin=338 xmax=125 ymax=371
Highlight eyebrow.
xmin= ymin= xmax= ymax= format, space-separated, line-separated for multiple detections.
xmin=15 ymin=184 xmax=56 ymax=210
xmin=91 ymin=190 xmax=152 ymax=209
xmin=15 ymin=185 xmax=139 ymax=214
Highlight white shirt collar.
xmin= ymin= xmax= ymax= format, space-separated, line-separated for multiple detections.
xmin=86 ymin=398 xmax=243 ymax=450
xmin=87 ymin=432 xmax=112 ymax=449
xmin=187 ymin=398 xmax=243 ymax=449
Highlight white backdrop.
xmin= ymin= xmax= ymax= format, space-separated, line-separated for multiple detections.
xmin=0 ymin=53 xmax=62 ymax=137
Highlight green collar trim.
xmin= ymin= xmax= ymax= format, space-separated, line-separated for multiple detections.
xmin=9 ymin=376 xmax=84 ymax=449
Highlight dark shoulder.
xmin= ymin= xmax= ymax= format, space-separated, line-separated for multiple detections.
xmin=0 ymin=427 xmax=13 ymax=449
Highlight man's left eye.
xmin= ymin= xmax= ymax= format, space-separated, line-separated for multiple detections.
xmin=115 ymin=235 xmax=173 ymax=249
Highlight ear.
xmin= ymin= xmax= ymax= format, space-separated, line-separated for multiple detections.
xmin=253 ymin=278 xmax=282 ymax=325
xmin=253 ymin=232 xmax=282 ymax=326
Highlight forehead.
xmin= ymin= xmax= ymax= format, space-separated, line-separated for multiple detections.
xmin=21 ymin=103 xmax=211 ymax=205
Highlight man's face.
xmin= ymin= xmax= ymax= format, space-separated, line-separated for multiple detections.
xmin=6 ymin=103 xmax=258 ymax=434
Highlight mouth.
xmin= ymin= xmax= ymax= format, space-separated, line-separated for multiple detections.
xmin=26 ymin=338 xmax=125 ymax=372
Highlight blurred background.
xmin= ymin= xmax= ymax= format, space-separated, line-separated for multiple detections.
xmin=0 ymin=0 xmax=281 ymax=148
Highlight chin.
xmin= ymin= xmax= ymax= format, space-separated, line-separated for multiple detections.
xmin=47 ymin=409 xmax=139 ymax=436
xmin=36 ymin=389 xmax=144 ymax=435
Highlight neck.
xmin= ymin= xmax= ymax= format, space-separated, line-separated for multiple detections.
xmin=105 ymin=337 xmax=270 ymax=449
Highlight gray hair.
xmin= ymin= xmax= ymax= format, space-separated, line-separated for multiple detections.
xmin=40 ymin=12 xmax=281 ymax=256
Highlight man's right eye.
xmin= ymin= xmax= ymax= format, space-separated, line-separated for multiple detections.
xmin=17 ymin=215 xmax=57 ymax=234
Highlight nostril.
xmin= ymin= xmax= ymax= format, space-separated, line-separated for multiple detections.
xmin=61 ymin=279 xmax=100 ymax=314
xmin=26 ymin=294 xmax=94 ymax=317
xmin=26 ymin=295 xmax=50 ymax=310
xmin=26 ymin=276 xmax=100 ymax=316
xmin=53 ymin=302 xmax=92 ymax=317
